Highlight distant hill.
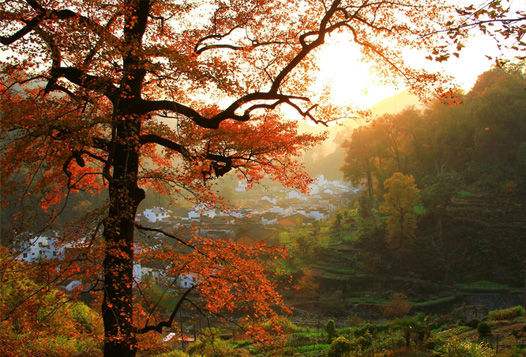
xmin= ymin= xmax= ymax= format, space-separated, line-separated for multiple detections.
xmin=304 ymin=90 xmax=420 ymax=179
xmin=370 ymin=90 xmax=420 ymax=116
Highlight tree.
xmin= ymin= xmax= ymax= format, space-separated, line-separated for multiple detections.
xmin=0 ymin=0 xmax=476 ymax=355
xmin=342 ymin=126 xmax=380 ymax=200
xmin=380 ymin=172 xmax=421 ymax=247
xmin=340 ymin=65 xmax=525 ymax=283
xmin=325 ymin=319 xmax=337 ymax=342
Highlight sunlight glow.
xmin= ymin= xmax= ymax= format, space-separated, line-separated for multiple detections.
xmin=313 ymin=31 xmax=499 ymax=109
xmin=312 ymin=32 xmax=397 ymax=109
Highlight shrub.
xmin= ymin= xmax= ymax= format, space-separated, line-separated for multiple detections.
xmin=71 ymin=302 xmax=95 ymax=333
xmin=272 ymin=316 xmax=299 ymax=333
xmin=75 ymin=337 xmax=101 ymax=354
xmin=187 ymin=337 xmax=239 ymax=357
xmin=328 ymin=336 xmax=352 ymax=357
xmin=383 ymin=293 xmax=412 ymax=318
xmin=31 ymin=335 xmax=93 ymax=356
xmin=394 ymin=314 xmax=431 ymax=347
xmin=154 ymin=351 xmax=190 ymax=357
xmin=353 ymin=331 xmax=373 ymax=352
xmin=354 ymin=322 xmax=374 ymax=337
xmin=488 ymin=305 xmax=525 ymax=321
xmin=295 ymin=343 xmax=331 ymax=354
xmin=477 ymin=322 xmax=491 ymax=338
xmin=438 ymin=338 xmax=494 ymax=357
xmin=186 ymin=329 xmax=250 ymax=357
xmin=326 ymin=319 xmax=337 ymax=342
xmin=372 ymin=330 xmax=406 ymax=352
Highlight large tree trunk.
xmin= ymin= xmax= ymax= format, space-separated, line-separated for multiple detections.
xmin=102 ymin=118 xmax=144 ymax=356
xmin=101 ymin=1 xmax=151 ymax=353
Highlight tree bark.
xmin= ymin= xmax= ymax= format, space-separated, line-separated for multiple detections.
xmin=102 ymin=1 xmax=150 ymax=354
xmin=102 ymin=117 xmax=144 ymax=356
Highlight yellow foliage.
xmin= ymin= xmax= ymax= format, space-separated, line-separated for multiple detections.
xmin=380 ymin=173 xmax=421 ymax=247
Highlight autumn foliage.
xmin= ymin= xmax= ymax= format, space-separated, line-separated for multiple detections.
xmin=0 ymin=247 xmax=103 ymax=356
xmin=2 ymin=0 xmax=519 ymax=355
xmin=139 ymin=237 xmax=291 ymax=344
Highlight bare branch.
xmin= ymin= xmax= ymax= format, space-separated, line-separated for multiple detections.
xmin=134 ymin=224 xmax=197 ymax=251
xmin=139 ymin=134 xmax=190 ymax=159
xmin=134 ymin=285 xmax=195 ymax=334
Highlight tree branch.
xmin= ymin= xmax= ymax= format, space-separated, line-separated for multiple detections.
xmin=50 ymin=67 xmax=119 ymax=101
xmin=139 ymin=134 xmax=191 ymax=159
xmin=134 ymin=223 xmax=197 ymax=251
xmin=134 ymin=285 xmax=196 ymax=334
xmin=135 ymin=1 xmax=342 ymax=127
xmin=0 ymin=13 xmax=45 ymax=45
xmin=2 ymin=1 xmax=123 ymax=47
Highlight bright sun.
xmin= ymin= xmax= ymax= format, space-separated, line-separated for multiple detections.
xmin=313 ymin=32 xmax=396 ymax=109
xmin=314 ymin=31 xmax=498 ymax=110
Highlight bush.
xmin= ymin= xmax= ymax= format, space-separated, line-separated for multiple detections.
xmin=71 ymin=302 xmax=95 ymax=333
xmin=187 ymin=337 xmax=243 ymax=357
xmin=75 ymin=337 xmax=101 ymax=354
xmin=30 ymin=335 xmax=101 ymax=356
xmin=372 ymin=330 xmax=406 ymax=352
xmin=271 ymin=316 xmax=299 ymax=333
xmin=477 ymin=322 xmax=491 ymax=338
xmin=394 ymin=314 xmax=431 ymax=347
xmin=383 ymin=293 xmax=412 ymax=318
xmin=438 ymin=338 xmax=494 ymax=357
xmin=353 ymin=331 xmax=373 ymax=352
xmin=326 ymin=319 xmax=337 ymax=342
xmin=488 ymin=305 xmax=525 ymax=321
xmin=186 ymin=329 xmax=250 ymax=357
xmin=295 ymin=343 xmax=330 ymax=354
xmin=154 ymin=351 xmax=190 ymax=357
xmin=328 ymin=336 xmax=352 ymax=357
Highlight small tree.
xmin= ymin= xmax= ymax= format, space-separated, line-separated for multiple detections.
xmin=326 ymin=319 xmax=337 ymax=342
xmin=380 ymin=172 xmax=421 ymax=248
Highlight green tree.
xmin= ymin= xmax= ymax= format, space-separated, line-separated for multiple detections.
xmin=325 ymin=319 xmax=337 ymax=342
xmin=342 ymin=126 xmax=381 ymax=200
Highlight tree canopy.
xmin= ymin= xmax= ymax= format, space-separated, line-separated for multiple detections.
xmin=1 ymin=0 xmax=523 ymax=355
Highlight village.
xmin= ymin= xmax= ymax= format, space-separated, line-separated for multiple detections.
xmin=138 ymin=175 xmax=357 ymax=240
xmin=15 ymin=175 xmax=358 ymax=292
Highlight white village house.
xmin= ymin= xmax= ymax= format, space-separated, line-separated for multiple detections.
xmin=177 ymin=273 xmax=197 ymax=289
xmin=17 ymin=235 xmax=65 ymax=262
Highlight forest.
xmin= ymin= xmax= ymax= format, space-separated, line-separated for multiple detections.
xmin=1 ymin=0 xmax=525 ymax=356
